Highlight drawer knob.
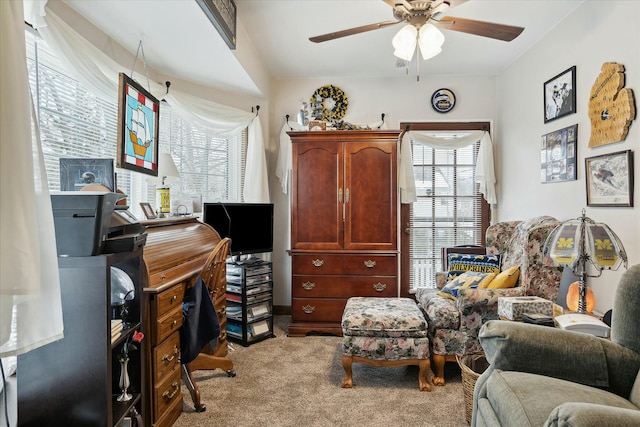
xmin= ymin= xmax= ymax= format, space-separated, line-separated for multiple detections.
xmin=162 ymin=381 xmax=179 ymax=400
xmin=170 ymin=295 xmax=177 ymax=303
xmin=301 ymin=281 xmax=316 ymax=291
xmin=364 ymin=260 xmax=376 ymax=268
xmin=162 ymin=346 xmax=179 ymax=364
xmin=312 ymin=259 xmax=324 ymax=267
xmin=302 ymin=305 xmax=315 ymax=314
xmin=372 ymin=282 xmax=387 ymax=292
xmin=171 ymin=320 xmax=178 ymax=328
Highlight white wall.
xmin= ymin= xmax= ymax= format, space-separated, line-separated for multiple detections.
xmin=496 ymin=0 xmax=640 ymax=312
xmin=267 ymin=75 xmax=498 ymax=306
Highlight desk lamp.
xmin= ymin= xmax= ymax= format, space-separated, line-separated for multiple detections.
xmin=155 ymin=153 xmax=180 ymax=217
xmin=544 ymin=209 xmax=627 ymax=313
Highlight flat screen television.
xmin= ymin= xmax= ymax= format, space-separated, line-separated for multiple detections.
xmin=203 ymin=202 xmax=274 ymax=257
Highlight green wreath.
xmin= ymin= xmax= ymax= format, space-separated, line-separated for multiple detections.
xmin=310 ymin=85 xmax=348 ymax=122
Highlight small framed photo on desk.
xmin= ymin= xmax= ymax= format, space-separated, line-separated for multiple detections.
xmin=140 ymin=202 xmax=156 ymax=219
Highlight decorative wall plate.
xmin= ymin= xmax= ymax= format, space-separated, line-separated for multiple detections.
xmin=431 ymin=88 xmax=456 ymax=113
xmin=588 ymin=62 xmax=636 ymax=147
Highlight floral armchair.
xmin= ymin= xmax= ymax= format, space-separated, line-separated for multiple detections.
xmin=415 ymin=216 xmax=562 ymax=385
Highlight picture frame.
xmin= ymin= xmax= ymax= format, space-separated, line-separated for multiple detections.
xmin=540 ymin=124 xmax=578 ymax=183
xmin=196 ymin=0 xmax=237 ymax=49
xmin=585 ymin=150 xmax=634 ymax=207
xmin=139 ymin=202 xmax=157 ymax=219
xmin=59 ymin=158 xmax=115 ymax=191
xmin=544 ymin=66 xmax=576 ymax=123
xmin=117 ymin=72 xmax=160 ymax=177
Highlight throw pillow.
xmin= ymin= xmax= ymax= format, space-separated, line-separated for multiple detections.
xmin=446 ymin=253 xmax=501 ymax=281
xmin=438 ymin=272 xmax=497 ymax=300
xmin=485 ymin=266 xmax=520 ymax=289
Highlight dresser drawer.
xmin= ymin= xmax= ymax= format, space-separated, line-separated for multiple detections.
xmin=343 ymin=254 xmax=397 ymax=275
xmin=154 ymin=332 xmax=180 ymax=383
xmin=292 ymin=275 xmax=397 ymax=298
xmin=155 ymin=304 xmax=182 ymax=344
xmin=292 ymin=298 xmax=347 ymax=322
xmin=292 ymin=254 xmax=342 ymax=275
xmin=154 ymin=367 xmax=181 ymax=420
xmin=157 ymin=282 xmax=185 ymax=318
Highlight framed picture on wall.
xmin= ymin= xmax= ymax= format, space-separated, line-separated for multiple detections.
xmin=544 ymin=66 xmax=576 ymax=123
xmin=585 ymin=150 xmax=634 ymax=207
xmin=116 ymin=72 xmax=160 ymax=177
xmin=540 ymin=124 xmax=578 ymax=183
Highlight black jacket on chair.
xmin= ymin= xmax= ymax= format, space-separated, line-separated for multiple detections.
xmin=180 ymin=276 xmax=220 ymax=364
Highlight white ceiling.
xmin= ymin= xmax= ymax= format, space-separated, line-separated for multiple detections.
xmin=63 ymin=0 xmax=585 ymax=98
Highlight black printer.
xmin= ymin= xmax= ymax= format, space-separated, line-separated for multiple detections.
xmin=51 ymin=191 xmax=147 ymax=257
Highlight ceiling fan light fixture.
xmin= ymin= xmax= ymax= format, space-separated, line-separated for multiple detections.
xmin=417 ymin=23 xmax=445 ymax=60
xmin=392 ymin=24 xmax=418 ymax=61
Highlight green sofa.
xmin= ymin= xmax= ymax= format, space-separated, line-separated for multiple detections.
xmin=472 ymin=264 xmax=640 ymax=426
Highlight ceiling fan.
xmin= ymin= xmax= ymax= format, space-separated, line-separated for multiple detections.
xmin=309 ymin=1 xmax=525 ymax=56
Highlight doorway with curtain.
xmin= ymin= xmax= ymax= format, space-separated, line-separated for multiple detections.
xmin=400 ymin=122 xmax=491 ymax=297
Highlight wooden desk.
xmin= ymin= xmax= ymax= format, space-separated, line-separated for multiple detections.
xmin=141 ymin=217 xmax=233 ymax=427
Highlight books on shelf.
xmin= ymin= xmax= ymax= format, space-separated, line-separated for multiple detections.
xmin=111 ymin=319 xmax=124 ymax=343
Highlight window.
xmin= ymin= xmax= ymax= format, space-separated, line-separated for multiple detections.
xmin=400 ymin=123 xmax=490 ymax=292
xmin=25 ymin=28 xmax=246 ymax=218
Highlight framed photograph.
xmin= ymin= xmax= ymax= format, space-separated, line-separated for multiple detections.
xmin=540 ymin=124 xmax=578 ymax=183
xmin=585 ymin=150 xmax=634 ymax=207
xmin=544 ymin=66 xmax=576 ymax=123
xmin=139 ymin=202 xmax=157 ymax=219
xmin=117 ymin=72 xmax=160 ymax=177
xmin=196 ymin=0 xmax=237 ymax=49
xmin=60 ymin=158 xmax=115 ymax=191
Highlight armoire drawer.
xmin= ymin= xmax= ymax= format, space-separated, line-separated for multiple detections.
xmin=292 ymin=275 xmax=397 ymax=298
xmin=292 ymin=254 xmax=342 ymax=275
xmin=291 ymin=298 xmax=348 ymax=322
xmin=343 ymin=254 xmax=397 ymax=275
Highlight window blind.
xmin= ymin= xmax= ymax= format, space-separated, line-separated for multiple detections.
xmin=409 ymin=138 xmax=484 ymax=289
xmin=26 ymin=29 xmax=246 ymax=219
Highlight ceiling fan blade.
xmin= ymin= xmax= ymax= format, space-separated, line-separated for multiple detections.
xmin=435 ymin=16 xmax=524 ymax=41
xmin=309 ymin=20 xmax=402 ymax=43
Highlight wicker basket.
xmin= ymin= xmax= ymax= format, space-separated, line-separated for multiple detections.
xmin=457 ymin=354 xmax=490 ymax=424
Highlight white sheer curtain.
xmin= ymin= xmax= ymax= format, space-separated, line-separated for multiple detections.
xmin=1 ymin=0 xmax=63 ymax=358
xmin=26 ymin=0 xmax=269 ymax=203
xmin=399 ymin=130 xmax=497 ymax=205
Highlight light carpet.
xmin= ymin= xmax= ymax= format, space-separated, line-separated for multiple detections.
xmin=174 ymin=315 xmax=468 ymax=427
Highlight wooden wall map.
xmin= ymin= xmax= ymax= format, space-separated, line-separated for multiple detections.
xmin=588 ymin=62 xmax=636 ymax=147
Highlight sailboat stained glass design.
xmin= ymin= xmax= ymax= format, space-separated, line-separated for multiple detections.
xmin=117 ymin=73 xmax=160 ymax=176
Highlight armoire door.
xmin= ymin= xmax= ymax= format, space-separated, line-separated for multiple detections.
xmin=291 ymin=141 xmax=344 ymax=250
xmin=344 ymin=141 xmax=397 ymax=250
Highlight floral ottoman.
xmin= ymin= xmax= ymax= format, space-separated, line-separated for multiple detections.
xmin=340 ymin=297 xmax=431 ymax=391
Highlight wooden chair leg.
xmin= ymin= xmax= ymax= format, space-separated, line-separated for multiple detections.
xmin=181 ymin=364 xmax=206 ymax=412
xmin=432 ymin=354 xmax=446 ymax=386
xmin=418 ymin=359 xmax=432 ymax=391
xmin=341 ymin=355 xmax=354 ymax=388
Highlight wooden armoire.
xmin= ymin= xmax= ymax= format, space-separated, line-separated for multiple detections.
xmin=288 ymin=130 xmax=400 ymax=336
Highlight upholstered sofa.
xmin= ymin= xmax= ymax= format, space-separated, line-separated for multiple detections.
xmin=472 ymin=264 xmax=640 ymax=426
xmin=415 ymin=216 xmax=562 ymax=385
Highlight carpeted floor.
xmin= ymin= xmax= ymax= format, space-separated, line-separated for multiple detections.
xmin=173 ymin=315 xmax=468 ymax=427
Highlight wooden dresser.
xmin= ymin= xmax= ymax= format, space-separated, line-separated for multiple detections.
xmin=141 ymin=217 xmax=232 ymax=427
xmin=288 ymin=130 xmax=400 ymax=336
